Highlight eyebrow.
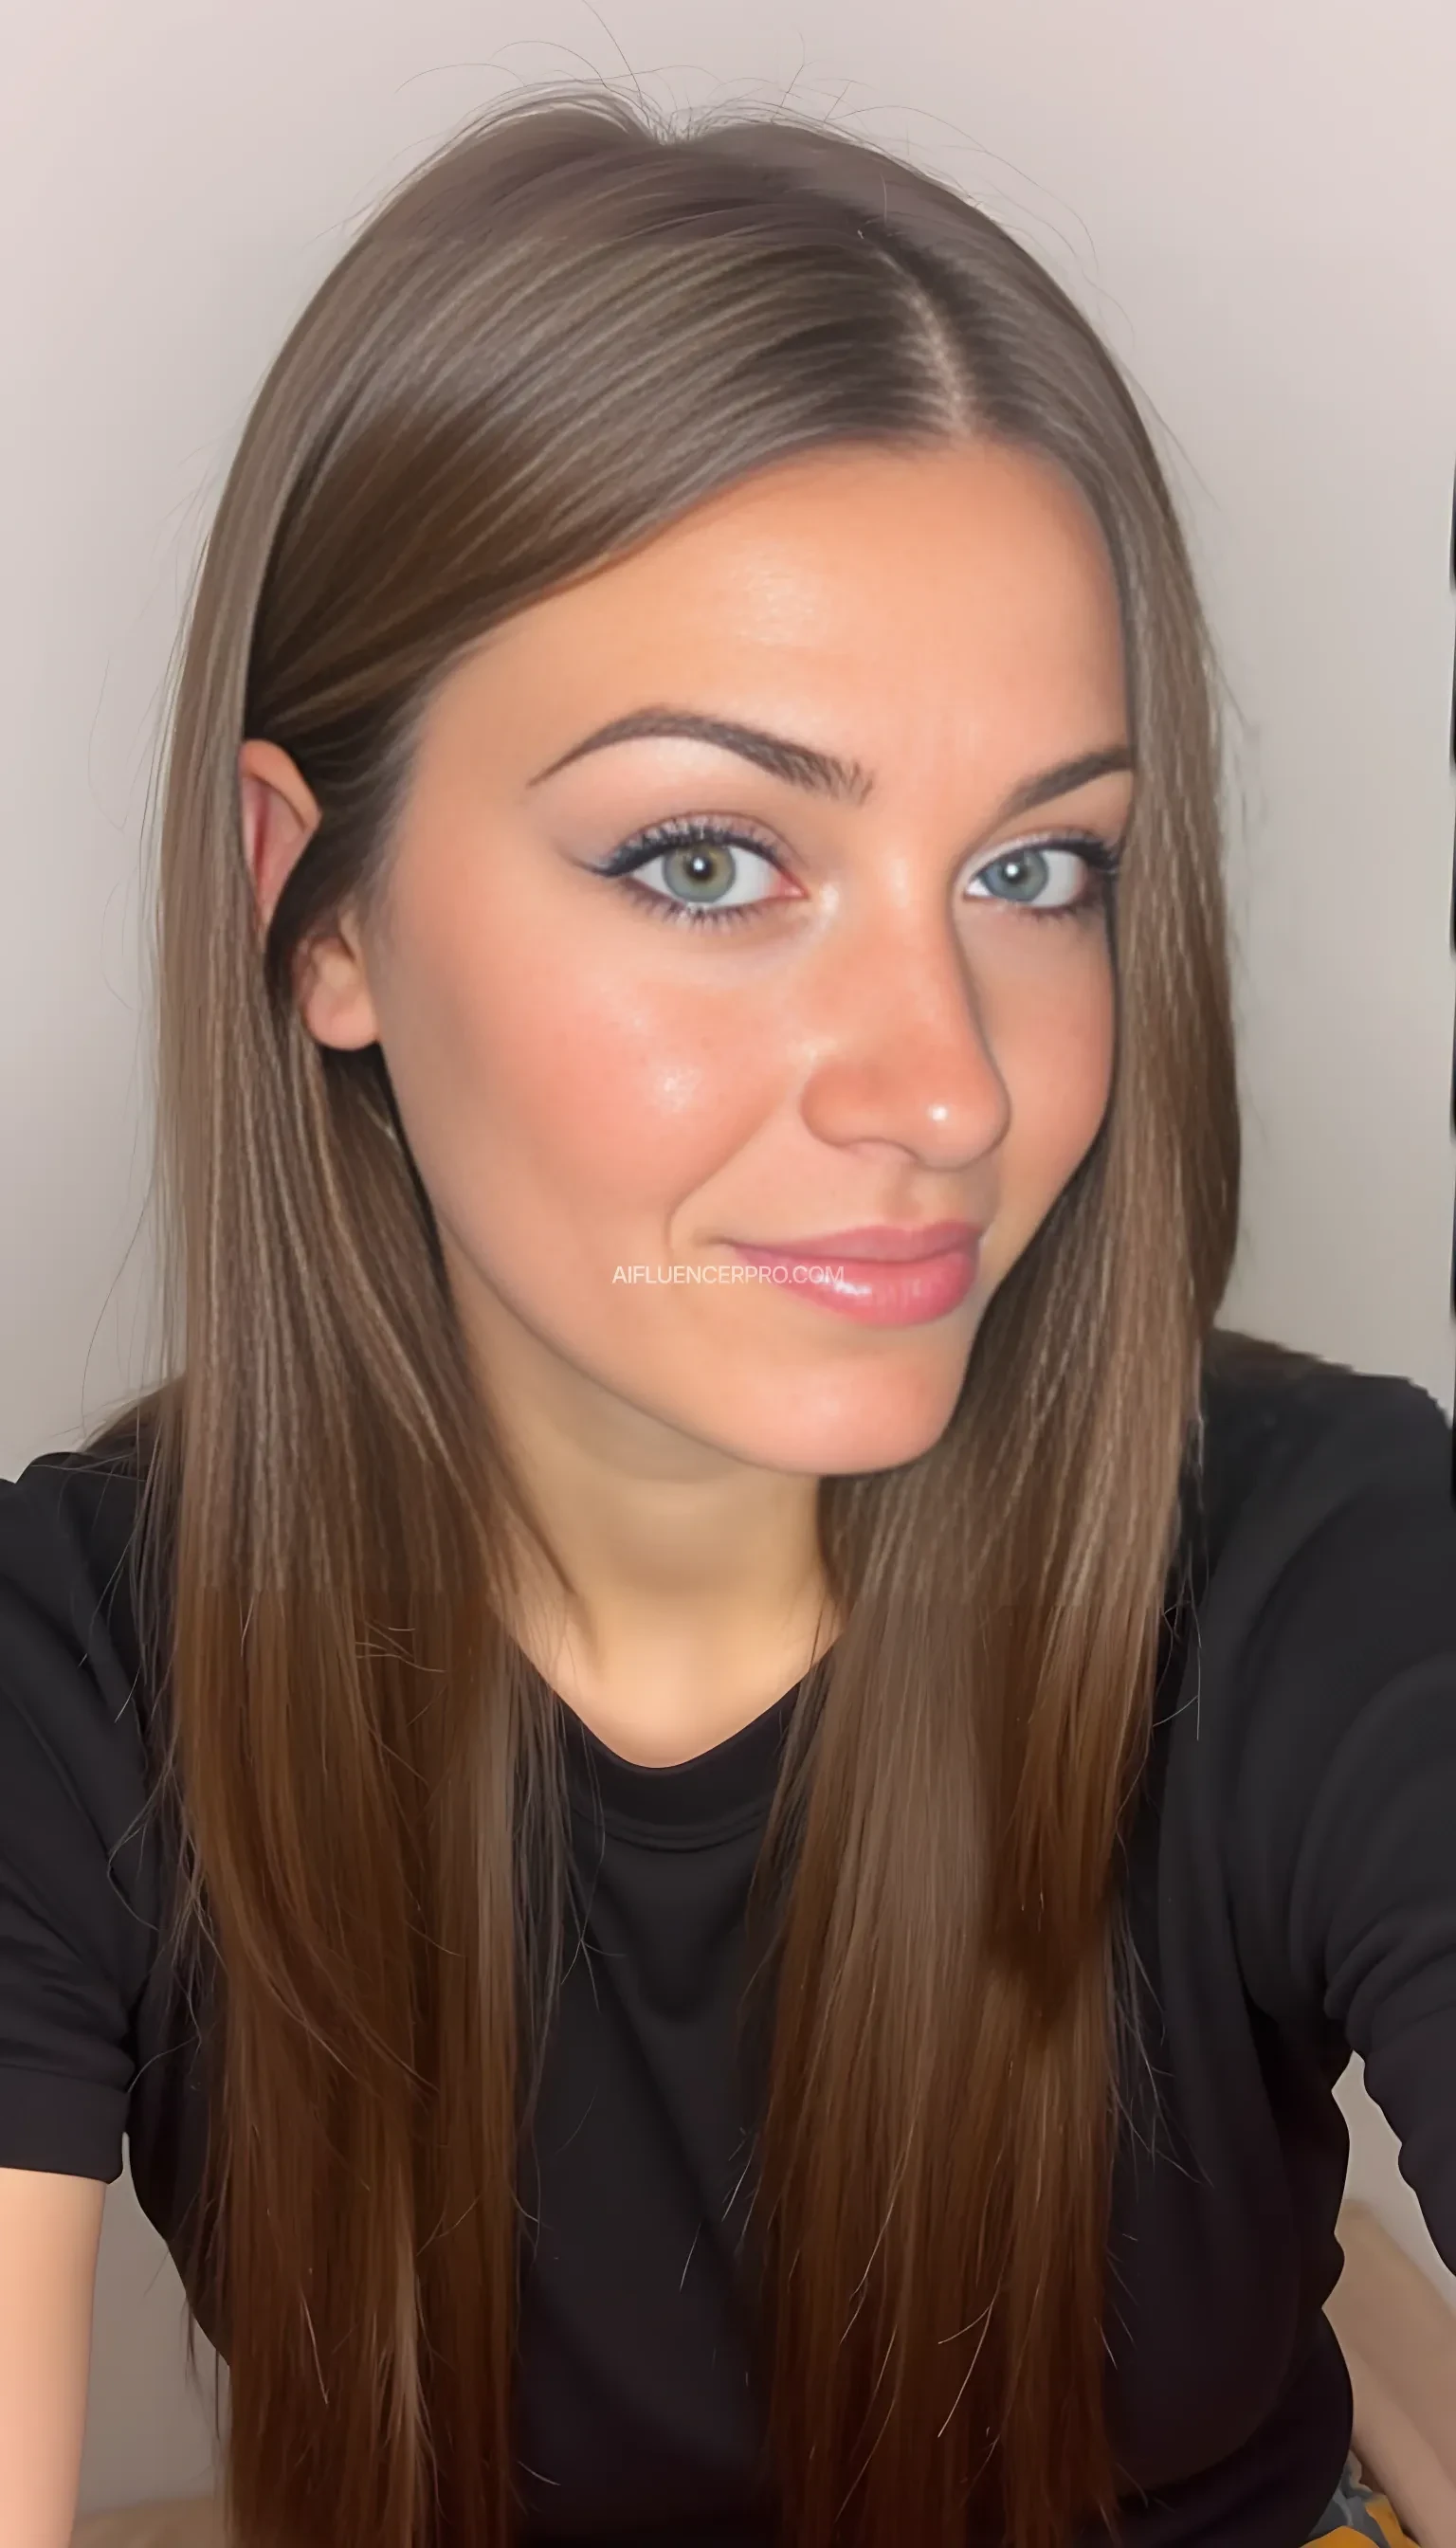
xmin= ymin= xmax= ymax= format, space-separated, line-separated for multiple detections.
xmin=527 ymin=707 xmax=1134 ymax=824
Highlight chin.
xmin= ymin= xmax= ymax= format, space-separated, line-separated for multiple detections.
xmin=701 ymin=1388 xmax=967 ymax=1482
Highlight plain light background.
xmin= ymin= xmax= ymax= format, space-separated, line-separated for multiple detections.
xmin=3 ymin=0 xmax=1454 ymax=2515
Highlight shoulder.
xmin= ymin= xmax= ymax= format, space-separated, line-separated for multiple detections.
xmin=1199 ymin=1321 xmax=1448 ymax=1476
xmin=0 ymin=1417 xmax=168 ymax=2181
xmin=1192 ymin=1326 xmax=1450 ymax=1601
xmin=1157 ymin=1326 xmax=1454 ymax=1829
xmin=1171 ymin=1329 xmax=1455 ymax=1941
xmin=1 ymin=1422 xmax=149 ymax=1605
xmin=0 ymin=1409 xmax=163 ymax=1832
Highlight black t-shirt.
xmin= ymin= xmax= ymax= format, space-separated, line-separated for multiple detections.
xmin=2 ymin=1332 xmax=1454 ymax=2547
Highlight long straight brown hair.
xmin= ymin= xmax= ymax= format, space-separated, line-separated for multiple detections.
xmin=92 ymin=81 xmax=1240 ymax=2548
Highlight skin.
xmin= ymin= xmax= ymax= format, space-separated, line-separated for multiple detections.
xmin=239 ymin=439 xmax=1131 ymax=1766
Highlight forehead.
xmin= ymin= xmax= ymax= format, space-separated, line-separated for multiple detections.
xmin=432 ymin=441 xmax=1128 ymax=777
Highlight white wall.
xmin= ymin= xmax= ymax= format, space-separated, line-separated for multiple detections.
xmin=2 ymin=0 xmax=1453 ymax=2514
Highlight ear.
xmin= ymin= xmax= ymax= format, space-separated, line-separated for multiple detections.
xmin=237 ymin=737 xmax=380 ymax=1051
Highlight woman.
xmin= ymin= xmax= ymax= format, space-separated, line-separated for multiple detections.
xmin=0 ymin=82 xmax=1448 ymax=2548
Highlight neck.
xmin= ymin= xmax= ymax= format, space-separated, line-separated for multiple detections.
xmin=496 ymin=1447 xmax=836 ymax=1768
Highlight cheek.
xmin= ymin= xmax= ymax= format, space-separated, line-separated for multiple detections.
xmin=994 ymin=939 xmax=1116 ymax=1189
xmin=371 ymin=894 xmax=774 ymax=1241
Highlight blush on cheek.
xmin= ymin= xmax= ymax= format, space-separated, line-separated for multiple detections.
xmin=491 ymin=975 xmax=780 ymax=1215
xmin=392 ymin=961 xmax=767 ymax=1270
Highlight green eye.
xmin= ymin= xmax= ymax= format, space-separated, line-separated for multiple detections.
xmin=592 ymin=816 xmax=788 ymax=930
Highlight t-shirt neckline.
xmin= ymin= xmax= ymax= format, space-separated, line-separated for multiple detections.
xmin=555 ymin=1679 xmax=805 ymax=1842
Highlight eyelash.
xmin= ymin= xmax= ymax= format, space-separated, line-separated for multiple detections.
xmin=591 ymin=814 xmax=1124 ymax=932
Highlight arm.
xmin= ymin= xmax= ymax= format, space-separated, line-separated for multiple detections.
xmin=1232 ymin=1376 xmax=1456 ymax=2274
xmin=0 ymin=2163 xmax=105 ymax=2548
xmin=0 ymin=1461 xmax=150 ymax=2543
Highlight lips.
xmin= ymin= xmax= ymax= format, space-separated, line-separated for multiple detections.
xmin=723 ymin=1227 xmax=982 ymax=1326
xmin=729 ymin=1222 xmax=982 ymax=1265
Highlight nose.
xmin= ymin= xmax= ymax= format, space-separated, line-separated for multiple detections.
xmin=796 ymin=909 xmax=1012 ymax=1169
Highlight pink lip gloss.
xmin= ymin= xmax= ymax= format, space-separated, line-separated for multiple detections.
xmin=725 ymin=1237 xmax=979 ymax=1327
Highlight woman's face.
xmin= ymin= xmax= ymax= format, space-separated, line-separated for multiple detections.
xmin=268 ymin=439 xmax=1130 ymax=1481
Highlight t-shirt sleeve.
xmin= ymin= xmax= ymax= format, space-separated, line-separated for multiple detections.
xmin=1231 ymin=1375 xmax=1456 ymax=2276
xmin=0 ymin=1463 xmax=144 ymax=2182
